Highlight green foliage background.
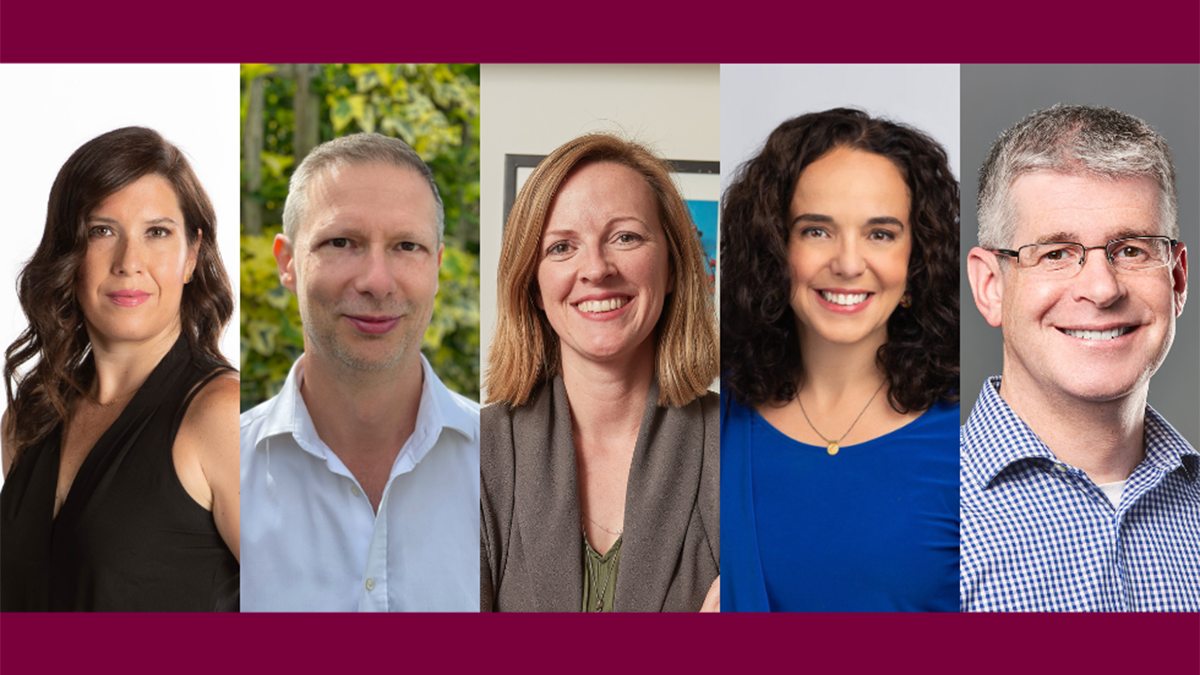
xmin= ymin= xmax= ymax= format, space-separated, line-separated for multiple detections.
xmin=240 ymin=64 xmax=480 ymax=410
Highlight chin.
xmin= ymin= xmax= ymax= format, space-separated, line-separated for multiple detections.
xmin=1058 ymin=373 xmax=1150 ymax=403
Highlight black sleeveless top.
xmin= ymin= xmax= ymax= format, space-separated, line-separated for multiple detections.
xmin=0 ymin=335 xmax=239 ymax=611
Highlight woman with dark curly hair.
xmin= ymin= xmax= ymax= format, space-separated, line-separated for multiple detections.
xmin=721 ymin=109 xmax=959 ymax=611
xmin=1 ymin=127 xmax=239 ymax=611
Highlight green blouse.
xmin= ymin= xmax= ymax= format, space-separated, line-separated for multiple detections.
xmin=581 ymin=533 xmax=622 ymax=612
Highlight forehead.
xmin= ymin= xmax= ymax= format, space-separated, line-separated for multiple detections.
xmin=91 ymin=174 xmax=182 ymax=218
xmin=544 ymin=161 xmax=660 ymax=233
xmin=302 ymin=162 xmax=437 ymax=239
xmin=1009 ymin=172 xmax=1162 ymax=242
xmin=790 ymin=147 xmax=910 ymax=216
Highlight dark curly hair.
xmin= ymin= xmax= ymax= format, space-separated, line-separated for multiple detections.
xmin=721 ymin=108 xmax=959 ymax=413
xmin=4 ymin=127 xmax=234 ymax=461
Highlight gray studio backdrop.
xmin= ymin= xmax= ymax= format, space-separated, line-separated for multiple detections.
xmin=959 ymin=64 xmax=1200 ymax=446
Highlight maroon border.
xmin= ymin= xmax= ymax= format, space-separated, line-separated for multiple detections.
xmin=1 ymin=1 xmax=1199 ymax=672
xmin=1 ymin=0 xmax=1198 ymax=63
xmin=2 ymin=612 xmax=1198 ymax=671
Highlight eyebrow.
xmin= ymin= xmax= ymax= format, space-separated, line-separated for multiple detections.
xmin=1032 ymin=228 xmax=1157 ymax=245
xmin=790 ymin=214 xmax=905 ymax=228
xmin=542 ymin=216 xmax=647 ymax=240
xmin=86 ymin=216 xmax=178 ymax=225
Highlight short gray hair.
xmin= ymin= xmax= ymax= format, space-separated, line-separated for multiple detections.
xmin=282 ymin=132 xmax=444 ymax=242
xmin=977 ymin=104 xmax=1177 ymax=249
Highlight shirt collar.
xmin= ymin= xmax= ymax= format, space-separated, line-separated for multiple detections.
xmin=250 ymin=352 xmax=477 ymax=461
xmin=963 ymin=375 xmax=1200 ymax=489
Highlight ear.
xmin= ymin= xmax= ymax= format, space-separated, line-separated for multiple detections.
xmin=1172 ymin=241 xmax=1187 ymax=317
xmin=967 ymin=246 xmax=1005 ymax=328
xmin=186 ymin=227 xmax=202 ymax=280
xmin=274 ymin=234 xmax=297 ymax=293
xmin=435 ymin=242 xmax=444 ymax=295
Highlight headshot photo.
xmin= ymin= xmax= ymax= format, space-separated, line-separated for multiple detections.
xmin=0 ymin=65 xmax=241 ymax=611
xmin=239 ymin=64 xmax=481 ymax=612
xmin=719 ymin=64 xmax=961 ymax=612
xmin=960 ymin=64 xmax=1200 ymax=611
xmin=479 ymin=64 xmax=720 ymax=612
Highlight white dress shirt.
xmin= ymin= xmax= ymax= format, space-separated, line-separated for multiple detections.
xmin=240 ymin=354 xmax=480 ymax=611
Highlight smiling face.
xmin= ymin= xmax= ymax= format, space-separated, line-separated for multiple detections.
xmin=999 ymin=172 xmax=1186 ymax=403
xmin=786 ymin=146 xmax=913 ymax=350
xmin=536 ymin=161 xmax=673 ymax=369
xmin=276 ymin=162 xmax=442 ymax=373
xmin=76 ymin=174 xmax=198 ymax=349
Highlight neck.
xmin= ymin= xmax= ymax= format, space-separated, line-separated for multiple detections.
xmin=87 ymin=324 xmax=181 ymax=403
xmin=796 ymin=328 xmax=887 ymax=403
xmin=999 ymin=363 xmax=1145 ymax=483
xmin=299 ymin=348 xmax=425 ymax=460
xmin=560 ymin=341 xmax=655 ymax=445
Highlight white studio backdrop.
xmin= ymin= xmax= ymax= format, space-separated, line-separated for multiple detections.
xmin=0 ymin=64 xmax=241 ymax=486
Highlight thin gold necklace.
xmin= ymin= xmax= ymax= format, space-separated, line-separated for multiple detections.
xmin=581 ymin=511 xmax=623 ymax=536
xmin=797 ymin=379 xmax=888 ymax=456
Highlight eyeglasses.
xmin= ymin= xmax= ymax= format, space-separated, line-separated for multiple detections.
xmin=991 ymin=236 xmax=1178 ymax=278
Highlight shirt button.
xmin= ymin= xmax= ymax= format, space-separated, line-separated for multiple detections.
xmin=351 ymin=485 xmax=362 ymax=497
xmin=365 ymin=578 xmax=376 ymax=591
xmin=1054 ymin=464 xmax=1067 ymax=473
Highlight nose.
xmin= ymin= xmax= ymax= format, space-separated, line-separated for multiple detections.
xmin=830 ymin=237 xmax=865 ymax=278
xmin=113 ymin=235 xmax=144 ymax=276
xmin=353 ymin=247 xmax=397 ymax=298
xmin=1071 ymin=247 xmax=1125 ymax=307
xmin=580 ymin=243 xmax=616 ymax=282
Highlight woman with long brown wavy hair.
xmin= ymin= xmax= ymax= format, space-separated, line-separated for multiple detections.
xmin=481 ymin=134 xmax=720 ymax=612
xmin=0 ymin=127 xmax=240 ymax=611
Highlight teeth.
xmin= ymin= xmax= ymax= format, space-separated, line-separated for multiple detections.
xmin=1062 ymin=327 xmax=1133 ymax=341
xmin=576 ymin=297 xmax=630 ymax=313
xmin=820 ymin=291 xmax=869 ymax=306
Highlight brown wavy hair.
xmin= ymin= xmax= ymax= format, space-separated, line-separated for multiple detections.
xmin=486 ymin=134 xmax=718 ymax=407
xmin=722 ymin=109 xmax=959 ymax=413
xmin=4 ymin=127 xmax=234 ymax=461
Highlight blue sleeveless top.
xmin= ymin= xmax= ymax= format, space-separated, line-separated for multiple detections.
xmin=721 ymin=390 xmax=959 ymax=612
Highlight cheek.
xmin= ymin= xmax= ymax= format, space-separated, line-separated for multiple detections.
xmin=785 ymin=245 xmax=818 ymax=293
xmin=534 ymin=264 xmax=562 ymax=306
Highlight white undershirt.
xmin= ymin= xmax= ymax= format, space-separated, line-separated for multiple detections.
xmin=1097 ymin=479 xmax=1128 ymax=508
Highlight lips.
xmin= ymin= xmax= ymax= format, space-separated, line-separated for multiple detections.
xmin=344 ymin=315 xmax=401 ymax=335
xmin=107 ymin=290 xmax=150 ymax=307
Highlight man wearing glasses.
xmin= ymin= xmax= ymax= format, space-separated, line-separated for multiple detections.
xmin=963 ymin=105 xmax=1199 ymax=611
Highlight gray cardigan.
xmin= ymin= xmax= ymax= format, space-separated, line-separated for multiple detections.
xmin=480 ymin=376 xmax=719 ymax=612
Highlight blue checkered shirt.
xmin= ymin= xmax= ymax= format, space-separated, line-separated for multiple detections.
xmin=961 ymin=376 xmax=1200 ymax=611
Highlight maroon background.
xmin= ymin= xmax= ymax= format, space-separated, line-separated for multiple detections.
xmin=1 ymin=0 xmax=1198 ymax=63
xmin=1 ymin=0 xmax=1199 ymax=671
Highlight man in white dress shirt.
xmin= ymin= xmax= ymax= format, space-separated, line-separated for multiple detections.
xmin=240 ymin=133 xmax=479 ymax=611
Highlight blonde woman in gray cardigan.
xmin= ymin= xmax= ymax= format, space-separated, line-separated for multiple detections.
xmin=481 ymin=135 xmax=720 ymax=612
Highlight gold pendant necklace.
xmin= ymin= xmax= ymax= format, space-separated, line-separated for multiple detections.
xmin=798 ymin=379 xmax=888 ymax=456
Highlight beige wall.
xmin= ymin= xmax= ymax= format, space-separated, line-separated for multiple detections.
xmin=479 ymin=64 xmax=720 ymax=398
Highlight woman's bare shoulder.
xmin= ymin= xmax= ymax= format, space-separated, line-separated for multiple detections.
xmin=177 ymin=374 xmax=240 ymax=452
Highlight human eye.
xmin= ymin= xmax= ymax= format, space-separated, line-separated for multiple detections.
xmin=325 ymin=238 xmax=351 ymax=249
xmin=546 ymin=241 xmax=574 ymax=257
xmin=798 ymin=226 xmax=829 ymax=239
xmin=148 ymin=226 xmax=172 ymax=238
xmin=1032 ymin=244 xmax=1079 ymax=268
xmin=868 ymin=229 xmax=897 ymax=242
xmin=87 ymin=225 xmax=113 ymax=238
xmin=398 ymin=241 xmax=422 ymax=252
xmin=1115 ymin=241 xmax=1151 ymax=259
xmin=614 ymin=232 xmax=644 ymax=245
